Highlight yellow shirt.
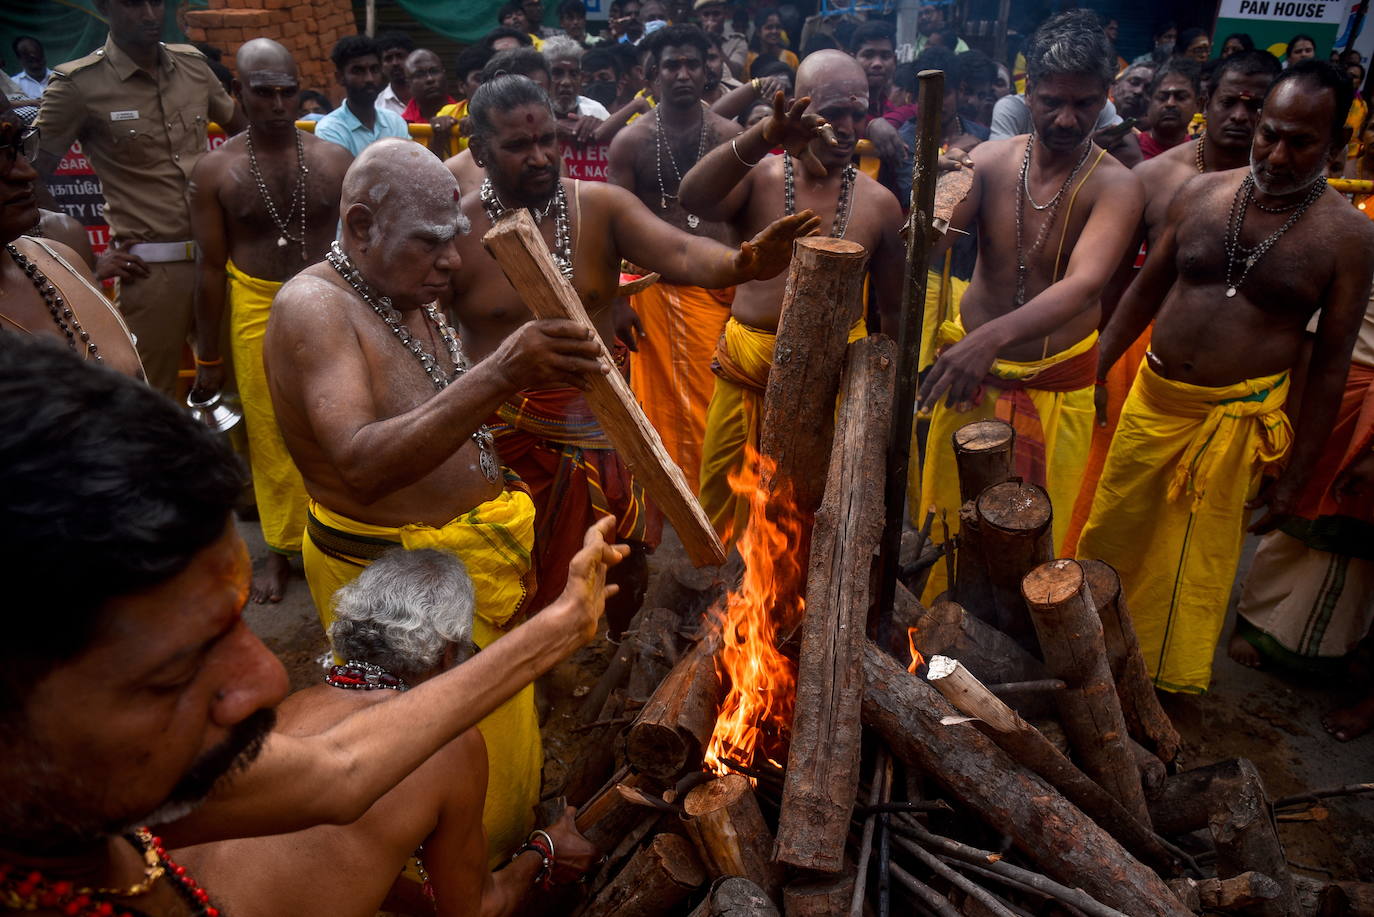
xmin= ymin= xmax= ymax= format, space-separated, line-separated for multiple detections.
xmin=437 ymin=99 xmax=470 ymax=152
xmin=1347 ymin=96 xmax=1367 ymax=159
xmin=745 ymin=49 xmax=800 ymax=78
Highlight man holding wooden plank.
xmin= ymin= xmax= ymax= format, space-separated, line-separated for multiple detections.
xmin=677 ymin=50 xmax=906 ymax=542
xmin=450 ymin=74 xmax=819 ymax=635
xmin=1078 ymin=62 xmax=1374 ymax=694
xmin=263 ymin=137 xmax=608 ymax=861
xmin=913 ymin=10 xmax=1144 ymax=602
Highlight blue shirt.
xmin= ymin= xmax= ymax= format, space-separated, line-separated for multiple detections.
xmin=315 ymin=102 xmax=409 ymax=155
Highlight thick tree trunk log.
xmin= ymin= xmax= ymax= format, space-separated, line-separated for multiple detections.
xmin=895 ymin=586 xmax=1049 ymax=686
xmin=953 ymin=420 xmax=1016 ymax=502
xmin=483 ymin=209 xmax=725 ymax=566
xmin=625 ymin=634 xmax=720 ymax=779
xmin=576 ymin=771 xmax=661 ymax=853
xmin=861 ymin=641 xmax=1191 ymax=917
xmin=1023 ymin=559 xmax=1152 ymax=827
xmin=576 ymin=832 xmax=706 ymax=917
xmin=924 ymin=655 xmax=1179 ymax=874
xmin=688 ymin=877 xmax=782 ymax=917
xmin=1079 ymin=559 xmax=1182 ymax=765
xmin=1206 ymin=760 xmax=1298 ymax=917
xmin=684 ymin=774 xmax=782 ymax=901
xmin=783 ymin=873 xmax=857 ymax=917
xmin=975 ymin=481 xmax=1053 ymax=647
xmin=776 ymin=336 xmax=894 ymax=874
xmin=758 ymin=237 xmax=870 ymax=526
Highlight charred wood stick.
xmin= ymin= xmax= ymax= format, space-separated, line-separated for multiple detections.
xmin=862 ymin=642 xmax=1192 ymax=917
xmin=684 ymin=774 xmax=782 ymax=901
xmin=891 ymin=819 xmax=1128 ymax=917
xmin=890 ymin=833 xmax=1018 ymax=917
xmin=924 ymin=655 xmax=1179 ymax=875
xmin=986 ymin=679 xmax=1066 ymax=695
xmin=576 ymin=832 xmax=706 ymax=917
xmin=687 ymin=877 xmax=781 ymax=917
xmin=849 ymin=750 xmax=888 ymax=917
xmin=895 ymin=588 xmax=1049 ymax=688
xmin=778 ymin=336 xmax=894 ymax=874
xmin=888 ymin=862 xmax=962 ymax=917
xmin=877 ymin=753 xmax=894 ymax=917
xmin=625 ymin=633 xmax=720 ymax=780
xmin=614 ymin=783 xmax=682 ymax=815
xmin=857 ymin=801 xmax=954 ymax=815
xmin=1274 ymin=783 xmax=1374 ymax=810
xmin=940 ymin=855 xmax=1090 ymax=916
xmin=1023 ymin=559 xmax=1153 ymax=827
xmin=1079 ymin=559 xmax=1182 ymax=765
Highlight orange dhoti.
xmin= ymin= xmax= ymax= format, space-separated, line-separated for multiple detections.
xmin=628 ymin=280 xmax=733 ymax=489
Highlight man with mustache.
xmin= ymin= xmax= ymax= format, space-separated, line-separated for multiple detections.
xmin=1138 ymin=59 xmax=1200 ymax=160
xmin=187 ymin=39 xmax=354 ymax=606
xmin=1064 ymin=49 xmax=1283 ymax=553
xmin=1078 ymin=61 xmax=1374 ymax=694
xmin=912 ymin=9 xmax=1144 ymax=604
xmin=678 ymin=50 xmax=906 ymax=541
xmin=1110 ymin=62 xmax=1155 ymax=123
xmin=31 ymin=0 xmax=244 ymax=397
xmin=608 ymin=24 xmax=742 ymax=491
xmin=452 ymin=74 xmax=820 ymax=630
xmin=0 ymin=334 xmax=622 ymax=917
xmin=314 ymin=36 xmax=409 ymax=157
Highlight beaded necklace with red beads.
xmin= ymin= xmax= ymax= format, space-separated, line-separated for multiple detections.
xmin=0 ymin=828 xmax=219 ymax=917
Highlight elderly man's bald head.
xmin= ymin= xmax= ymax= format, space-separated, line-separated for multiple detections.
xmin=342 ymin=139 xmax=469 ymax=243
xmin=236 ymin=37 xmax=297 ymax=77
xmin=796 ymin=49 xmax=868 ymax=106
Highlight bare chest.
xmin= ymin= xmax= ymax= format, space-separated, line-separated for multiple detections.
xmin=1176 ymin=202 xmax=1333 ymax=311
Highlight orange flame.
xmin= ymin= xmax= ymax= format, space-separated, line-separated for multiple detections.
xmin=907 ymin=626 xmax=924 ymax=674
xmin=704 ymin=449 xmax=809 ymax=776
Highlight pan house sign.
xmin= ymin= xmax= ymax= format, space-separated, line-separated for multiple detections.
xmin=1214 ymin=0 xmax=1351 ymax=57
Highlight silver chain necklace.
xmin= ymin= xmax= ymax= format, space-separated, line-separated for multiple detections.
xmin=325 ymin=241 xmax=499 ymax=483
xmin=654 ymin=102 xmax=710 ymax=228
xmin=246 ymin=126 xmax=310 ymax=261
xmin=1222 ymin=172 xmax=1326 ymax=299
xmin=479 ymin=178 xmax=573 ymax=282
xmin=783 ymin=154 xmax=856 ymax=239
xmin=1014 ymin=135 xmax=1093 ymax=306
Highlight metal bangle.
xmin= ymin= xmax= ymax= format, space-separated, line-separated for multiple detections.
xmin=732 ymin=137 xmax=760 ymax=167
xmin=529 ymin=828 xmax=556 ymax=861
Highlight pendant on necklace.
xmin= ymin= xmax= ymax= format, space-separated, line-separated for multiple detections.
xmin=479 ymin=448 xmax=499 ymax=484
xmin=660 ymin=196 xmax=669 ymax=210
xmin=277 ymin=236 xmax=287 ymax=247
xmin=687 ymin=214 xmax=700 ymax=229
xmin=1226 ymin=287 xmax=1238 ymax=298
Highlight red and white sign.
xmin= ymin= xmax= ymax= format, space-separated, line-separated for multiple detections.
xmin=561 ymin=142 xmax=611 ymax=182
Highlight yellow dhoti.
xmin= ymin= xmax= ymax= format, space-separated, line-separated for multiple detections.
xmin=698 ymin=316 xmax=865 ymax=542
xmin=916 ymin=320 xmax=1098 ymax=604
xmin=227 ymin=260 xmax=307 ymax=554
xmin=302 ymin=490 xmax=540 ymax=867
xmin=1076 ymin=361 xmax=1291 ymax=694
xmin=628 ymin=281 xmax=733 ymax=490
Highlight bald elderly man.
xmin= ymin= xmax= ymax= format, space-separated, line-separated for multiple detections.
xmin=189 ymin=38 xmax=354 ymax=605
xmin=263 ymin=138 xmax=606 ymax=862
xmin=678 ymin=50 xmax=906 ymax=541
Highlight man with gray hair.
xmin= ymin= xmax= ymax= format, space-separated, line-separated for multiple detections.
xmin=543 ymin=35 xmax=610 ymax=144
xmin=911 ymin=8 xmax=1145 ymax=605
xmin=176 ymin=546 xmax=601 ymax=914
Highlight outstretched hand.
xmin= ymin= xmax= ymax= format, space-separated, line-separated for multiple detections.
xmin=917 ymin=329 xmax=999 ymax=412
xmin=557 ymin=516 xmax=631 ymax=643
xmin=734 ymin=209 xmax=823 ymax=281
xmin=761 ymin=92 xmax=834 ymax=176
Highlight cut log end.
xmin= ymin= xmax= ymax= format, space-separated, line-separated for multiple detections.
xmin=953 ymin=419 xmax=1015 ymax=454
xmin=684 ymin=772 xmax=751 ymax=817
xmin=1078 ymin=558 xmax=1121 ymax=608
xmin=1021 ymin=559 xmax=1084 ymax=607
xmin=976 ymin=481 xmax=1052 ymax=534
xmin=796 ymin=236 xmax=866 ymax=257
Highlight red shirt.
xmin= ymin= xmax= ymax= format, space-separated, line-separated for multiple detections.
xmin=400 ymin=96 xmax=458 ymax=124
xmin=1138 ymin=130 xmax=1184 ymax=160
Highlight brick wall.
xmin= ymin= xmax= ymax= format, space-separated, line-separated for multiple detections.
xmin=184 ymin=0 xmax=358 ymax=98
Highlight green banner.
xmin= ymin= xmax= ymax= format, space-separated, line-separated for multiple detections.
xmin=1 ymin=0 xmax=192 ymax=72
xmin=1210 ymin=0 xmax=1350 ymax=60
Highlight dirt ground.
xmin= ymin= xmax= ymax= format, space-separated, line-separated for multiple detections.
xmin=238 ymin=516 xmax=1374 ymax=884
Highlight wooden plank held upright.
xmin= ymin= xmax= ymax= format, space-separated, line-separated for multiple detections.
xmin=483 ymin=209 xmax=727 ymax=566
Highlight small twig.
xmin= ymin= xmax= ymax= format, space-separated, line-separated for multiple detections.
xmin=614 ymin=783 xmax=682 ymax=815
xmin=902 ymin=541 xmax=948 ymax=578
xmin=921 ymin=506 xmax=937 ymax=538
xmin=985 ymin=679 xmax=1067 ymax=695
xmin=1287 ymin=859 xmax=1335 ymax=877
xmin=889 ymin=862 xmax=962 ymax=917
xmin=570 ymin=715 xmax=634 ymax=734
xmin=858 ymin=800 xmax=954 ymax=816
xmin=877 ymin=755 xmax=895 ymax=917
xmin=1273 ymin=783 xmax=1374 ymax=810
xmin=891 ymin=833 xmax=1018 ymax=917
xmin=939 ymin=857 xmax=1087 ymax=917
xmin=850 ymin=750 xmax=889 ymax=917
xmin=939 ymin=510 xmax=955 ymax=589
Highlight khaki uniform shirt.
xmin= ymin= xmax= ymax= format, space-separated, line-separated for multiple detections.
xmin=36 ymin=37 xmax=236 ymax=243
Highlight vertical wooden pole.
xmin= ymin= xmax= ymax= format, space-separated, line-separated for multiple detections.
xmin=874 ymin=68 xmax=945 ymax=656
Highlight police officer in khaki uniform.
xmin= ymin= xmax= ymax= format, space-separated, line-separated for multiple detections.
xmin=34 ymin=0 xmax=243 ymax=397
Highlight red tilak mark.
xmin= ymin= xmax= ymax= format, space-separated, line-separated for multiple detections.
xmin=454 ymin=189 xmax=461 ymax=200
xmin=527 ymin=112 xmax=535 ymax=122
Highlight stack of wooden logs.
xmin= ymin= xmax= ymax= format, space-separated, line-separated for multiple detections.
xmin=483 ymin=218 xmax=1370 ymax=917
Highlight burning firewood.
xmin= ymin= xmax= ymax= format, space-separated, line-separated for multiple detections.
xmin=625 ymin=634 xmax=721 ymax=780
xmin=683 ymin=774 xmax=782 ymax=900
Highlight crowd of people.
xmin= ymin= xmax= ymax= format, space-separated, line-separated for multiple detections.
xmin=3 ymin=0 xmax=1374 ymax=914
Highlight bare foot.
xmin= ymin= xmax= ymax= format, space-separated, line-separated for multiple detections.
xmin=1322 ymin=696 xmax=1374 ymax=742
xmin=250 ymin=552 xmax=292 ymax=604
xmin=1227 ymin=630 xmax=1263 ymax=668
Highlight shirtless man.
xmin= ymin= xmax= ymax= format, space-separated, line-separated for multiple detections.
xmin=1063 ymin=49 xmax=1283 ymax=554
xmin=450 ymin=74 xmax=819 ymax=631
xmin=608 ymin=23 xmax=743 ymax=487
xmin=189 ymin=39 xmax=354 ymax=604
xmin=176 ymin=549 xmax=597 ymax=916
xmin=678 ymin=50 xmax=905 ymax=540
xmin=445 ymin=48 xmax=552 ymax=196
xmin=912 ymin=9 xmax=1144 ymax=606
xmin=263 ymin=138 xmax=607 ymax=861
xmin=1078 ymin=61 xmax=1374 ymax=694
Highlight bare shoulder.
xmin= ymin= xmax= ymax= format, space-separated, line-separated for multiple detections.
xmin=854 ymin=169 xmax=903 ymax=224
xmin=1319 ymin=189 xmax=1374 ymax=251
xmin=968 ymin=135 xmax=1023 ymax=171
xmin=274 ymin=267 xmax=354 ymax=328
xmin=193 ymin=136 xmax=239 ymax=179
xmin=304 ymin=132 xmax=354 ymax=173
xmin=707 ymin=110 xmax=743 ymax=139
